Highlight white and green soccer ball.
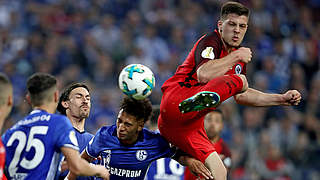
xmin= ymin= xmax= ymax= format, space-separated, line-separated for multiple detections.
xmin=118 ymin=64 xmax=155 ymax=100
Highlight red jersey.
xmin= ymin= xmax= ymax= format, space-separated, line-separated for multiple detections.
xmin=162 ymin=29 xmax=246 ymax=92
xmin=184 ymin=138 xmax=231 ymax=180
xmin=212 ymin=138 xmax=232 ymax=158
xmin=265 ymin=158 xmax=290 ymax=180
xmin=0 ymin=140 xmax=7 ymax=180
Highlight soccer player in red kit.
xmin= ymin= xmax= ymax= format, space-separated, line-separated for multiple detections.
xmin=158 ymin=2 xmax=301 ymax=180
xmin=184 ymin=110 xmax=231 ymax=180
xmin=0 ymin=73 xmax=13 ymax=180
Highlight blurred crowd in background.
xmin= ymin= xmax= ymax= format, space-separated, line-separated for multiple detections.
xmin=0 ymin=0 xmax=319 ymax=179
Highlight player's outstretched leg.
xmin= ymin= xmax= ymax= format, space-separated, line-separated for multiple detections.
xmin=179 ymin=91 xmax=220 ymax=113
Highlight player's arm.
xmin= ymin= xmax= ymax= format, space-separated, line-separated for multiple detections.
xmin=172 ymin=150 xmax=213 ymax=179
xmin=61 ymin=147 xmax=109 ymax=180
xmin=80 ymin=149 xmax=96 ymax=162
xmin=234 ymin=88 xmax=301 ymax=106
xmin=178 ymin=156 xmax=214 ymax=180
xmin=197 ymin=47 xmax=252 ymax=83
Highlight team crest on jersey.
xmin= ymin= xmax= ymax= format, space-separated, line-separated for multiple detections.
xmin=201 ymin=47 xmax=215 ymax=59
xmin=136 ymin=150 xmax=148 ymax=161
xmin=235 ymin=64 xmax=242 ymax=74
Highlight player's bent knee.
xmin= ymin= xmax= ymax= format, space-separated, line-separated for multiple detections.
xmin=238 ymin=74 xmax=248 ymax=92
xmin=205 ymin=152 xmax=227 ymax=180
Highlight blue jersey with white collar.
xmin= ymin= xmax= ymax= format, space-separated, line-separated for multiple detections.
xmin=86 ymin=125 xmax=175 ymax=180
xmin=2 ymin=109 xmax=79 ymax=180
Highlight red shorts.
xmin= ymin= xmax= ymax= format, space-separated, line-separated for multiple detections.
xmin=158 ymin=74 xmax=242 ymax=162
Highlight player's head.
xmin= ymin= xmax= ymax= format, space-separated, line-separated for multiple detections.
xmin=218 ymin=1 xmax=249 ymax=47
xmin=116 ymin=97 xmax=152 ymax=144
xmin=26 ymin=73 xmax=58 ymax=108
xmin=204 ymin=110 xmax=224 ymax=139
xmin=57 ymin=83 xmax=91 ymax=119
xmin=0 ymin=73 xmax=13 ymax=125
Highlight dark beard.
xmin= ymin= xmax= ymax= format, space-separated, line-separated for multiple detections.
xmin=79 ymin=111 xmax=89 ymax=119
xmin=207 ymin=133 xmax=218 ymax=139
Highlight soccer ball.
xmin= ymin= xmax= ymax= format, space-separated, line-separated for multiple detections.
xmin=118 ymin=64 xmax=155 ymax=100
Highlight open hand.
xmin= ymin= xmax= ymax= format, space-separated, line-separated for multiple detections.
xmin=187 ymin=158 xmax=214 ymax=180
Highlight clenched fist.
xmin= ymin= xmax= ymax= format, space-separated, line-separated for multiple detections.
xmin=282 ymin=90 xmax=301 ymax=106
xmin=232 ymin=47 xmax=252 ymax=64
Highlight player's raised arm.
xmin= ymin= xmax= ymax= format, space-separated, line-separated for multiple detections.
xmin=62 ymin=147 xmax=109 ymax=180
xmin=197 ymin=47 xmax=252 ymax=83
xmin=234 ymin=88 xmax=301 ymax=106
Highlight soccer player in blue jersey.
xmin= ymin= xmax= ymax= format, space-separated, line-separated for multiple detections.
xmin=146 ymin=108 xmax=185 ymax=180
xmin=68 ymin=97 xmax=213 ymax=180
xmin=57 ymin=82 xmax=95 ymax=180
xmin=0 ymin=73 xmax=13 ymax=180
xmin=2 ymin=73 xmax=109 ymax=180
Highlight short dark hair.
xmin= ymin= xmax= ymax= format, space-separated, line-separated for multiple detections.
xmin=0 ymin=73 xmax=11 ymax=85
xmin=206 ymin=109 xmax=224 ymax=121
xmin=120 ymin=97 xmax=152 ymax=123
xmin=213 ymin=109 xmax=223 ymax=115
xmin=27 ymin=73 xmax=57 ymax=106
xmin=221 ymin=1 xmax=249 ymax=20
xmin=57 ymin=83 xmax=90 ymax=115
xmin=0 ymin=73 xmax=12 ymax=105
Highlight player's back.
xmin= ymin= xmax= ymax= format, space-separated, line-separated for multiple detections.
xmin=146 ymin=158 xmax=184 ymax=180
xmin=2 ymin=109 xmax=78 ymax=180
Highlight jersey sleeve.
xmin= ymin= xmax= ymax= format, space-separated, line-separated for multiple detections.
xmin=1 ymin=132 xmax=8 ymax=145
xmin=156 ymin=134 xmax=176 ymax=158
xmin=1 ymin=126 xmax=15 ymax=145
xmin=86 ymin=128 xmax=104 ymax=158
xmin=195 ymin=32 xmax=222 ymax=70
xmin=54 ymin=115 xmax=79 ymax=151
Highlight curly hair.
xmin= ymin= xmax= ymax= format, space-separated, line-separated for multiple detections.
xmin=120 ymin=97 xmax=152 ymax=123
